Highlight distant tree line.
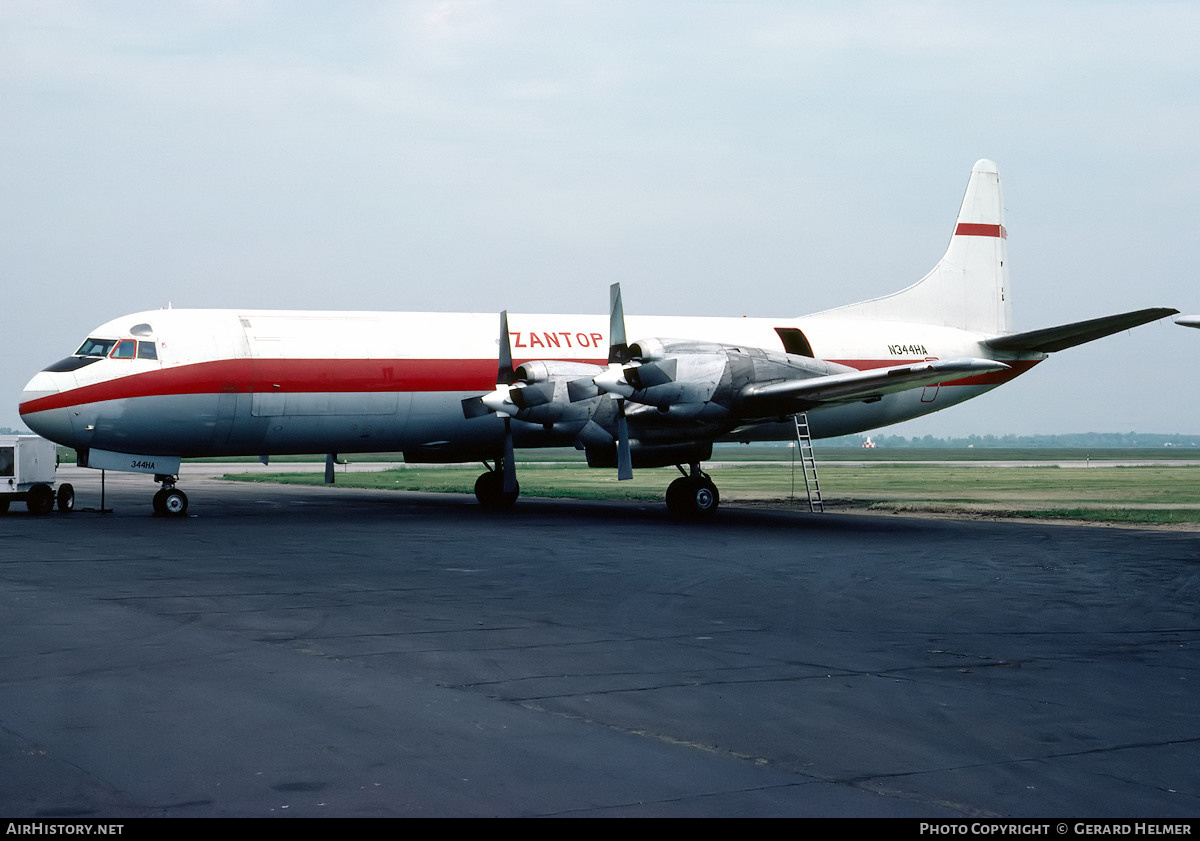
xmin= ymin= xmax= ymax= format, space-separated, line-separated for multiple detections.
xmin=822 ymin=432 xmax=1200 ymax=448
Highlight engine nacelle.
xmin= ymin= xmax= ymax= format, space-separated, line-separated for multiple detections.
xmin=627 ymin=337 xmax=726 ymax=361
xmin=515 ymin=360 xmax=603 ymax=384
xmin=584 ymin=439 xmax=713 ymax=470
xmin=509 ymin=360 xmax=604 ymax=425
xmin=619 ymin=339 xmax=729 ymax=415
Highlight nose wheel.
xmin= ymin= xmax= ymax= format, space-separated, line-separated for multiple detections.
xmin=152 ymin=476 xmax=188 ymax=517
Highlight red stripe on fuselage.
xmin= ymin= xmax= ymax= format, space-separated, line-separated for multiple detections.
xmin=954 ymin=222 xmax=1007 ymax=239
xmin=19 ymin=355 xmax=1040 ymax=416
xmin=19 ymin=357 xmax=544 ymax=415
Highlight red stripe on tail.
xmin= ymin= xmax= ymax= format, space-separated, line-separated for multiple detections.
xmin=955 ymin=223 xmax=1007 ymax=238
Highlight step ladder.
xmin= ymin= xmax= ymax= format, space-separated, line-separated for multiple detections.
xmin=793 ymin=413 xmax=824 ymax=513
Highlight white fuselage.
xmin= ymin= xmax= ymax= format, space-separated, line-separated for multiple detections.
xmin=18 ymin=307 xmax=1036 ymax=462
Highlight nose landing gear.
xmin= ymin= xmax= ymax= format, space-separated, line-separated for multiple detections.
xmin=152 ymin=474 xmax=188 ymax=517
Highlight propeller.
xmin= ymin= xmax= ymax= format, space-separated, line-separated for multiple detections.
xmin=493 ymin=312 xmax=519 ymax=494
xmin=459 ymin=311 xmax=520 ymax=493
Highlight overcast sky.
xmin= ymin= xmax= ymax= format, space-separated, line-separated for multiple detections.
xmin=2 ymin=1 xmax=1197 ymax=437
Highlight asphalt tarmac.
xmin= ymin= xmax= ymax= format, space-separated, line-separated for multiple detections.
xmin=2 ymin=467 xmax=1198 ymax=817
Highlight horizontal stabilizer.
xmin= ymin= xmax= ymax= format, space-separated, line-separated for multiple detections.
xmin=739 ymin=358 xmax=1008 ymax=413
xmin=984 ymin=308 xmax=1178 ymax=354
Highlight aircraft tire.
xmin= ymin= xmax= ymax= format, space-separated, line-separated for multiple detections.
xmin=474 ymin=471 xmax=519 ymax=508
xmin=665 ymin=477 xmax=690 ymax=516
xmin=665 ymin=476 xmax=720 ymax=519
xmin=160 ymin=488 xmax=188 ymax=517
xmin=57 ymin=483 xmax=75 ymax=513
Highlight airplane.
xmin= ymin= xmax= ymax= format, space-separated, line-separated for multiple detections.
xmin=18 ymin=160 xmax=1176 ymax=518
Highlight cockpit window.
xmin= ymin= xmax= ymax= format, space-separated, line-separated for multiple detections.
xmin=76 ymin=337 xmax=117 ymax=357
xmin=72 ymin=336 xmax=158 ymax=361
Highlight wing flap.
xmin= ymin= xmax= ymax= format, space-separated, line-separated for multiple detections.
xmin=984 ymin=308 xmax=1177 ymax=354
xmin=738 ymin=358 xmax=1008 ymax=413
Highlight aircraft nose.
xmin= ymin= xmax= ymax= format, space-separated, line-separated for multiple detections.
xmin=19 ymin=371 xmax=75 ymax=445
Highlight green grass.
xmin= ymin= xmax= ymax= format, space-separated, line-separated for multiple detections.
xmin=223 ymin=461 xmax=1200 ymax=526
xmin=53 ymin=444 xmax=1200 ymax=465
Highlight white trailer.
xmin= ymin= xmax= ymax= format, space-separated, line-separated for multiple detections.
xmin=0 ymin=435 xmax=74 ymax=515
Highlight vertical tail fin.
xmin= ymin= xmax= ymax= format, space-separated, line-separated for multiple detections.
xmin=820 ymin=159 xmax=1011 ymax=334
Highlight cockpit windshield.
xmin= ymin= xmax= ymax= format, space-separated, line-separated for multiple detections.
xmin=72 ymin=337 xmax=159 ymax=360
xmin=76 ymin=338 xmax=117 ymax=357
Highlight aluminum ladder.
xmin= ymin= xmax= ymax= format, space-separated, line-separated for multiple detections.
xmin=793 ymin=413 xmax=824 ymax=513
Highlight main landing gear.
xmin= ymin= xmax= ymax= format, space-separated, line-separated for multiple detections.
xmin=665 ymin=463 xmax=720 ymax=518
xmin=152 ymin=474 xmax=188 ymax=517
xmin=474 ymin=459 xmax=520 ymax=508
xmin=474 ymin=457 xmax=721 ymax=518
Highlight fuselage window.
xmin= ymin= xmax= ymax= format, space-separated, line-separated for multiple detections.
xmin=111 ymin=339 xmax=137 ymax=359
xmin=137 ymin=341 xmax=158 ymax=360
xmin=76 ymin=337 xmax=117 ymax=357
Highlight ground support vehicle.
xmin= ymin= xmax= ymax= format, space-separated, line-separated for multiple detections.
xmin=0 ymin=435 xmax=73 ymax=515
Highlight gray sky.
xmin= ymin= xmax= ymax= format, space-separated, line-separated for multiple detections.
xmin=2 ymin=1 xmax=1197 ymax=437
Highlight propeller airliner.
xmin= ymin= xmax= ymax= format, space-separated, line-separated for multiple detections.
xmin=18 ymin=160 xmax=1176 ymax=516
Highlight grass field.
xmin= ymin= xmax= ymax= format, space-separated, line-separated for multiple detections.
xmin=223 ymin=454 xmax=1200 ymax=526
xmin=199 ymin=445 xmax=1200 ymax=463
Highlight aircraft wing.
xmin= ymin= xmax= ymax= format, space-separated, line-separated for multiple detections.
xmin=984 ymin=308 xmax=1177 ymax=354
xmin=737 ymin=357 xmax=1008 ymax=414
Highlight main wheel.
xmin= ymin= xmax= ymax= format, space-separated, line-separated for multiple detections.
xmin=26 ymin=483 xmax=54 ymax=516
xmin=57 ymin=483 xmax=75 ymax=512
xmin=665 ymin=476 xmax=720 ymax=519
xmin=474 ymin=471 xmax=519 ymax=508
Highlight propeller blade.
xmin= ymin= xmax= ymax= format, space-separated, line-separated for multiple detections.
xmin=608 ymin=283 xmax=631 ymax=364
xmin=509 ymin=381 xmax=555 ymax=409
xmin=461 ymin=395 xmax=490 ymax=419
xmin=615 ymin=400 xmax=633 ymax=481
xmin=498 ymin=310 xmax=516 ymax=386
xmin=574 ymin=419 xmax=616 ymax=449
xmin=501 ymin=417 xmax=518 ymax=494
xmin=626 ymin=358 xmax=676 ymax=389
xmin=568 ymin=376 xmax=601 ymax=403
